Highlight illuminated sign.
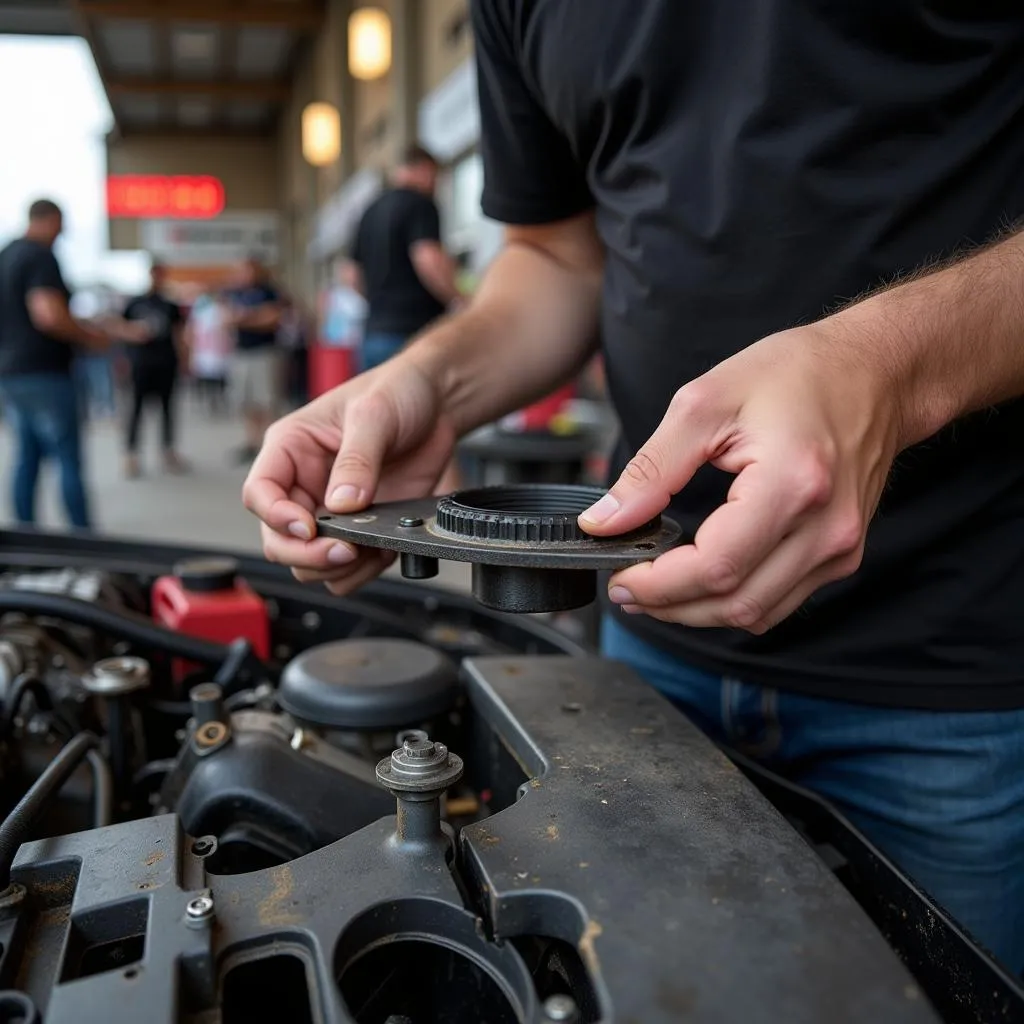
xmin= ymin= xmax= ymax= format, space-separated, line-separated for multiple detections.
xmin=106 ymin=175 xmax=225 ymax=219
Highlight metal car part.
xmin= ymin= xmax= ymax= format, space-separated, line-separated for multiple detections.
xmin=316 ymin=485 xmax=682 ymax=613
xmin=6 ymin=656 xmax=938 ymax=1023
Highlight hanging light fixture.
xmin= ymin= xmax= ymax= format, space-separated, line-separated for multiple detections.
xmin=348 ymin=6 xmax=392 ymax=81
xmin=302 ymin=101 xmax=341 ymax=167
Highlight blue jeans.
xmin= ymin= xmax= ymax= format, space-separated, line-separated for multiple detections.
xmin=602 ymin=616 xmax=1024 ymax=972
xmin=0 ymin=374 xmax=90 ymax=529
xmin=359 ymin=332 xmax=407 ymax=373
xmin=74 ymin=354 xmax=116 ymax=418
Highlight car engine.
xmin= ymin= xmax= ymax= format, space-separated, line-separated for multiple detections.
xmin=0 ymin=529 xmax=1018 ymax=1024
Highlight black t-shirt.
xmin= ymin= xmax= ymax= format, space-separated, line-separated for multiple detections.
xmin=352 ymin=188 xmax=447 ymax=336
xmin=227 ymin=284 xmax=279 ymax=351
xmin=472 ymin=0 xmax=1024 ymax=710
xmin=123 ymin=293 xmax=182 ymax=367
xmin=0 ymin=238 xmax=72 ymax=377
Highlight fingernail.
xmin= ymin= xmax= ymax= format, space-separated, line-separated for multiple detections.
xmin=609 ymin=585 xmax=634 ymax=604
xmin=621 ymin=604 xmax=643 ymax=615
xmin=327 ymin=543 xmax=357 ymax=565
xmin=330 ymin=484 xmax=362 ymax=508
xmin=288 ymin=521 xmax=312 ymax=541
xmin=580 ymin=492 xmax=620 ymax=525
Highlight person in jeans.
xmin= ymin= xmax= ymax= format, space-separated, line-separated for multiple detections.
xmin=0 ymin=199 xmax=108 ymax=529
xmin=225 ymin=257 xmax=281 ymax=463
xmin=121 ymin=261 xmax=188 ymax=478
xmin=349 ymin=145 xmax=460 ymax=372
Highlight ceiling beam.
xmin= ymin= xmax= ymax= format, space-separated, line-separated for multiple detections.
xmin=76 ymin=1 xmax=324 ymax=29
xmin=116 ymin=124 xmax=275 ymax=140
xmin=68 ymin=0 xmax=122 ymax=134
xmin=107 ymin=78 xmax=289 ymax=101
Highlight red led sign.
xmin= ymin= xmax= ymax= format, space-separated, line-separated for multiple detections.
xmin=106 ymin=175 xmax=226 ymax=219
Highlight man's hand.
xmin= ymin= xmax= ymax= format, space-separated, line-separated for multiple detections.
xmin=242 ymin=359 xmax=457 ymax=595
xmin=580 ymin=318 xmax=901 ymax=633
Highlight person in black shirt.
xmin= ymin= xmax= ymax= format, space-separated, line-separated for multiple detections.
xmin=121 ymin=261 xmax=187 ymax=478
xmin=225 ymin=257 xmax=281 ymax=463
xmin=350 ymin=145 xmax=460 ymax=371
xmin=0 ymin=199 xmax=108 ymax=528
xmin=246 ymin=2 xmax=1024 ymax=967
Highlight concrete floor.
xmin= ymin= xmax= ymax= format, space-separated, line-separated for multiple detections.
xmin=0 ymin=393 xmax=472 ymax=591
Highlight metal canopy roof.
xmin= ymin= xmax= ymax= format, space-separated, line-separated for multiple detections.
xmin=0 ymin=1 xmax=325 ymax=136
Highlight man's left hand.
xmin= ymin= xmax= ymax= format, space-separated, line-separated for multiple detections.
xmin=579 ymin=316 xmax=903 ymax=633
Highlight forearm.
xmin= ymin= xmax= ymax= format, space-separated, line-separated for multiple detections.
xmin=834 ymin=229 xmax=1024 ymax=448
xmin=44 ymin=315 xmax=106 ymax=350
xmin=404 ymin=240 xmax=601 ymax=435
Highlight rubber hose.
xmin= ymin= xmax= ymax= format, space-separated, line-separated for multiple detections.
xmin=3 ymin=675 xmax=53 ymax=733
xmin=0 ymin=731 xmax=100 ymax=891
xmin=213 ymin=638 xmax=255 ymax=691
xmin=85 ymin=748 xmax=113 ymax=828
xmin=0 ymin=592 xmax=228 ymax=665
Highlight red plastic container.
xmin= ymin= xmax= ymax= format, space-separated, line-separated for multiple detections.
xmin=500 ymin=383 xmax=576 ymax=433
xmin=152 ymin=558 xmax=270 ymax=686
xmin=308 ymin=343 xmax=357 ymax=398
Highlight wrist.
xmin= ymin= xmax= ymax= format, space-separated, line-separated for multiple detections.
xmin=826 ymin=289 xmax=954 ymax=451
xmin=402 ymin=315 xmax=475 ymax=435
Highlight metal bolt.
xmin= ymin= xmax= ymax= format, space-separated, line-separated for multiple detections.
xmin=398 ymin=516 xmax=424 ymax=528
xmin=191 ymin=836 xmax=216 ymax=858
xmin=185 ymin=895 xmax=214 ymax=923
xmin=403 ymin=736 xmax=436 ymax=759
xmin=543 ymin=994 xmax=580 ymax=1023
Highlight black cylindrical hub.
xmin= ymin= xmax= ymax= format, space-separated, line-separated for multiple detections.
xmin=471 ymin=564 xmax=596 ymax=613
xmin=400 ymin=553 xmax=439 ymax=580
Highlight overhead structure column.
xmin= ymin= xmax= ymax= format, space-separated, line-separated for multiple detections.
xmin=390 ymin=0 xmax=421 ymax=156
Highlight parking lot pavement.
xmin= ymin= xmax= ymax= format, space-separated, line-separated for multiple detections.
xmin=0 ymin=398 xmax=471 ymax=591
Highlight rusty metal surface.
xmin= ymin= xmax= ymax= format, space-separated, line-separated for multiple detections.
xmin=2 ymin=656 xmax=940 ymax=1023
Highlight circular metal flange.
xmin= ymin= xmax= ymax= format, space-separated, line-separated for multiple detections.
xmin=316 ymin=485 xmax=681 ymax=571
xmin=375 ymin=736 xmax=464 ymax=794
xmin=84 ymin=656 xmax=151 ymax=696
xmin=316 ymin=485 xmax=681 ymax=613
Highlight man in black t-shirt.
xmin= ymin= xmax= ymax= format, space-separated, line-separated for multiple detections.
xmin=225 ymin=257 xmax=281 ymax=463
xmin=350 ymin=145 xmax=459 ymax=371
xmin=0 ymin=199 xmax=108 ymax=528
xmin=121 ymin=261 xmax=187 ymax=478
xmin=246 ymin=3 xmax=1024 ymax=966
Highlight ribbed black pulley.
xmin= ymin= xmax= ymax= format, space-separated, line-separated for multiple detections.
xmin=316 ymin=484 xmax=682 ymax=613
xmin=435 ymin=486 xmax=659 ymax=543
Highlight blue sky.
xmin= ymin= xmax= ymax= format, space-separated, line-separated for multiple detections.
xmin=0 ymin=35 xmax=148 ymax=292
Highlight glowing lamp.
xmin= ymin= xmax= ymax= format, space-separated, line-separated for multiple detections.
xmin=348 ymin=7 xmax=392 ymax=81
xmin=302 ymin=102 xmax=342 ymax=167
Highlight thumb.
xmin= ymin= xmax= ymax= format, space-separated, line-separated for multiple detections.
xmin=324 ymin=406 xmax=395 ymax=513
xmin=579 ymin=393 xmax=715 ymax=536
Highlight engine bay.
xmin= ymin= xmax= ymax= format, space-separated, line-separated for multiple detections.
xmin=0 ymin=530 xmax=1019 ymax=1023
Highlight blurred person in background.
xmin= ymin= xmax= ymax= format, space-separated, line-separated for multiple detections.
xmin=120 ymin=260 xmax=188 ymax=478
xmin=0 ymin=199 xmax=108 ymax=529
xmin=186 ymin=288 xmax=232 ymax=417
xmin=276 ymin=294 xmax=309 ymax=410
xmin=349 ymin=145 xmax=461 ymax=372
xmin=225 ymin=257 xmax=281 ymax=462
xmin=70 ymin=287 xmax=117 ymax=422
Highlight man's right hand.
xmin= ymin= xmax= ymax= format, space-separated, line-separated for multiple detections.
xmin=242 ymin=358 xmax=457 ymax=594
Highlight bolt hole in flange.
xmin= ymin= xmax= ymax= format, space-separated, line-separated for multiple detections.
xmin=0 ymin=992 xmax=37 ymax=1024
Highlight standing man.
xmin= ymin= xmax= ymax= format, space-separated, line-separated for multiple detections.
xmin=350 ymin=145 xmax=461 ymax=372
xmin=121 ymin=260 xmax=188 ymax=478
xmin=0 ymin=199 xmax=108 ymax=529
xmin=226 ymin=256 xmax=281 ymax=462
xmin=245 ymin=3 xmax=1024 ymax=967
